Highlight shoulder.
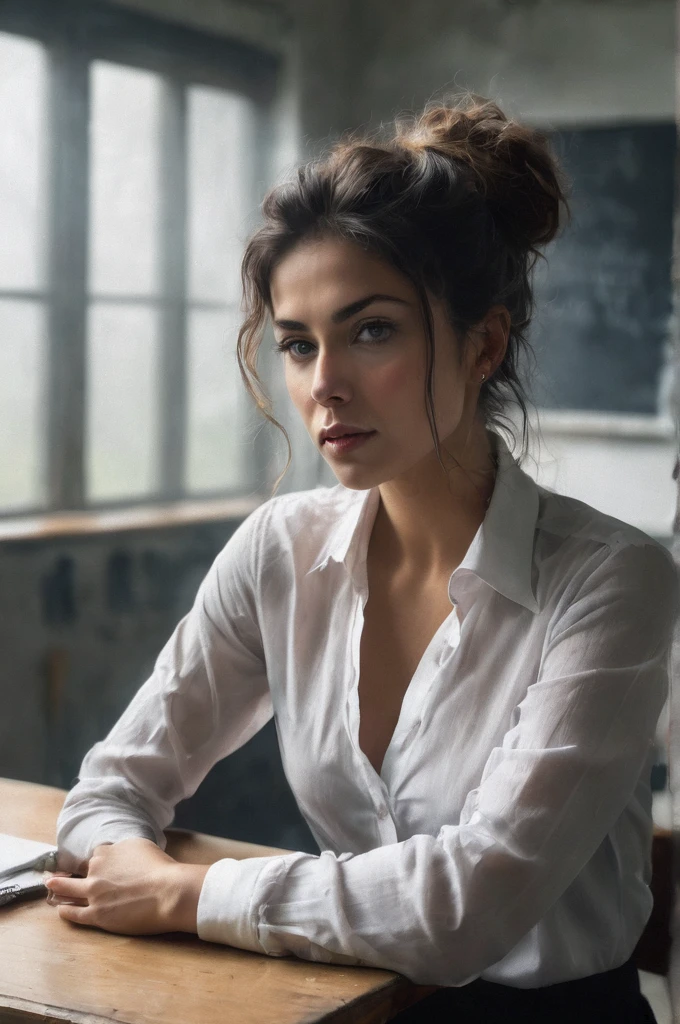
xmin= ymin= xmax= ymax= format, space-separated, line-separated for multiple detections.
xmin=534 ymin=482 xmax=678 ymax=618
xmin=252 ymin=481 xmax=358 ymax=536
xmin=536 ymin=482 xmax=674 ymax=571
xmin=535 ymin=482 xmax=667 ymax=555
xmin=226 ymin=483 xmax=360 ymax=575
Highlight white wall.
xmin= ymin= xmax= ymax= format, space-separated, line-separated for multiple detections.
xmin=351 ymin=0 xmax=675 ymax=129
xmin=526 ymin=416 xmax=677 ymax=541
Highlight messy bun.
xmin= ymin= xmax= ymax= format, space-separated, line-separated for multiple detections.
xmin=395 ymin=98 xmax=564 ymax=252
xmin=237 ymin=92 xmax=570 ymax=495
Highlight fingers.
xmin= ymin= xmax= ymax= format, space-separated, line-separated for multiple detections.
xmin=46 ymin=870 xmax=73 ymax=887
xmin=57 ymin=903 xmax=94 ymax=926
xmin=46 ymin=889 xmax=88 ymax=907
xmin=45 ymin=875 xmax=88 ymax=899
xmin=45 ymin=874 xmax=89 ymax=907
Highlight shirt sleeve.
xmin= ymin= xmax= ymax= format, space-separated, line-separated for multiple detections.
xmin=196 ymin=538 xmax=679 ymax=986
xmin=55 ymin=503 xmax=272 ymax=874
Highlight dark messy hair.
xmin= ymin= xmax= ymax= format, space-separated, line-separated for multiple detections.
xmin=236 ymin=92 xmax=570 ymax=495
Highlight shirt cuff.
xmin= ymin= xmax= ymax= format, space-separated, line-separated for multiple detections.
xmin=56 ymin=816 xmax=163 ymax=873
xmin=197 ymin=855 xmax=285 ymax=951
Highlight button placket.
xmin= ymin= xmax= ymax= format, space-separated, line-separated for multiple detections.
xmin=347 ymin=587 xmax=394 ymax=830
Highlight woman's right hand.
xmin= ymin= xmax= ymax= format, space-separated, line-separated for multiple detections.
xmin=45 ymin=870 xmax=88 ymax=906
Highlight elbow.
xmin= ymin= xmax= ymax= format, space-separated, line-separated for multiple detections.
xmin=394 ymin=931 xmax=516 ymax=988
xmin=386 ymin=919 xmax=528 ymax=988
xmin=391 ymin=849 xmax=544 ymax=986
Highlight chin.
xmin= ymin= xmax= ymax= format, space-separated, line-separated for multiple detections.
xmin=323 ymin=461 xmax=391 ymax=492
xmin=326 ymin=470 xmax=375 ymax=491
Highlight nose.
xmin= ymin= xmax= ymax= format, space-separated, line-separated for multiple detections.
xmin=309 ymin=348 xmax=353 ymax=406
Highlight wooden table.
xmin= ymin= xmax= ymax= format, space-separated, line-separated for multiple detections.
xmin=0 ymin=778 xmax=436 ymax=1024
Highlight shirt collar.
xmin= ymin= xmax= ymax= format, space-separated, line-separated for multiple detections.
xmin=306 ymin=430 xmax=540 ymax=614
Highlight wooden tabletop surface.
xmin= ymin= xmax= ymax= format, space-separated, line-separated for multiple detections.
xmin=0 ymin=777 xmax=436 ymax=1024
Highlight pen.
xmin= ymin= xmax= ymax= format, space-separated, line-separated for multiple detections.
xmin=0 ymin=882 xmax=48 ymax=907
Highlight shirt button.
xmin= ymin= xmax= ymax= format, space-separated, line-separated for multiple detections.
xmin=377 ymin=805 xmax=389 ymax=820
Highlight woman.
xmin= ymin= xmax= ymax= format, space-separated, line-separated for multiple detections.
xmin=47 ymin=95 xmax=676 ymax=1022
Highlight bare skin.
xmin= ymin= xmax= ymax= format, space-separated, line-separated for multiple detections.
xmin=270 ymin=235 xmax=509 ymax=576
xmin=46 ymin=839 xmax=209 ymax=934
xmin=271 ymin=236 xmax=509 ymax=777
xmin=46 ymin=233 xmax=509 ymax=933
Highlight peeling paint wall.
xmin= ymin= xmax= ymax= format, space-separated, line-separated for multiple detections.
xmin=0 ymin=518 xmax=318 ymax=854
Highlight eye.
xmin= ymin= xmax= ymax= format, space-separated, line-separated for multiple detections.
xmin=356 ymin=321 xmax=394 ymax=343
xmin=273 ymin=318 xmax=396 ymax=359
xmin=273 ymin=338 xmax=313 ymax=358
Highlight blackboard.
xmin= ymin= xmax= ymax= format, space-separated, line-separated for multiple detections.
xmin=529 ymin=122 xmax=676 ymax=415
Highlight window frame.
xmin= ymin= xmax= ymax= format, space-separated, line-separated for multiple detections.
xmin=0 ymin=0 xmax=280 ymax=517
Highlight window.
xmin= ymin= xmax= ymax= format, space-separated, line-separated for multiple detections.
xmin=0 ymin=31 xmax=48 ymax=512
xmin=0 ymin=0 xmax=279 ymax=516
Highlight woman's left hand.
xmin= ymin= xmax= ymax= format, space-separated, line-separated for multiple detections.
xmin=45 ymin=837 xmax=209 ymax=936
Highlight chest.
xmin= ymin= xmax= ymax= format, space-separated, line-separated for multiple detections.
xmin=357 ymin=574 xmax=457 ymax=777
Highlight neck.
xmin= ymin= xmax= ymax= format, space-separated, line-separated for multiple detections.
xmin=370 ymin=421 xmax=498 ymax=581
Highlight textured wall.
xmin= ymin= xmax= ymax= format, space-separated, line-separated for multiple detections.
xmin=349 ymin=0 xmax=675 ymax=129
xmin=0 ymin=518 xmax=318 ymax=854
xmin=105 ymin=0 xmax=676 ymax=147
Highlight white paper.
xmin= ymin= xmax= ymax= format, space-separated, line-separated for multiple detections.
xmin=0 ymin=832 xmax=57 ymax=883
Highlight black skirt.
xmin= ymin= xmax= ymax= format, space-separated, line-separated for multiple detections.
xmin=388 ymin=955 xmax=658 ymax=1024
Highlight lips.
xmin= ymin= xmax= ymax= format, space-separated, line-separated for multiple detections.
xmin=320 ymin=424 xmax=375 ymax=443
xmin=323 ymin=430 xmax=377 ymax=454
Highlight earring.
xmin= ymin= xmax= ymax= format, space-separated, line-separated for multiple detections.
xmin=480 ymin=373 xmax=486 ymax=383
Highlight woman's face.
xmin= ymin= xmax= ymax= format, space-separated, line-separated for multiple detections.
xmin=269 ymin=234 xmax=484 ymax=491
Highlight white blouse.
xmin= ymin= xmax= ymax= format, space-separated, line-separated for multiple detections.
xmin=55 ymin=431 xmax=679 ymax=989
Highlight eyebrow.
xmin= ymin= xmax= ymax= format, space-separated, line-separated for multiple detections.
xmin=272 ymin=293 xmax=410 ymax=331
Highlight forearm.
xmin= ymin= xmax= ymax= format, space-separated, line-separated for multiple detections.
xmin=56 ymin=786 xmax=166 ymax=874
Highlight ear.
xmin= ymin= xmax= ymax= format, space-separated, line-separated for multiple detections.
xmin=474 ymin=305 xmax=510 ymax=378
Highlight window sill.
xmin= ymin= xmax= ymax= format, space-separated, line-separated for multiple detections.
xmin=531 ymin=410 xmax=675 ymax=440
xmin=0 ymin=495 xmax=264 ymax=543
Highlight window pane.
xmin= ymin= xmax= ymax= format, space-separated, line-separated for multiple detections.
xmin=186 ymin=308 xmax=246 ymax=493
xmin=187 ymin=86 xmax=257 ymax=304
xmin=86 ymin=304 xmax=160 ymax=501
xmin=0 ymin=300 xmax=45 ymax=510
xmin=0 ymin=33 xmax=47 ymax=289
xmin=89 ymin=62 xmax=162 ymax=296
